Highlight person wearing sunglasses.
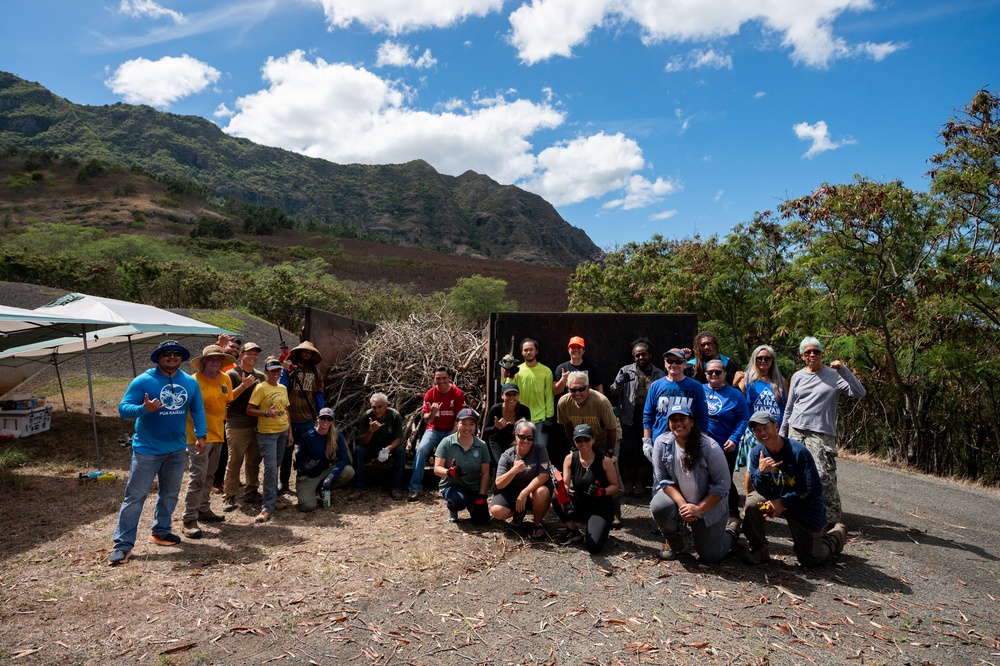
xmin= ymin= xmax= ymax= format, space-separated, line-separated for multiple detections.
xmin=779 ymin=337 xmax=866 ymax=526
xmin=608 ymin=338 xmax=665 ymax=498
xmin=490 ymin=420 xmax=551 ymax=539
xmin=482 ymin=382 xmax=532 ymax=469
xmin=293 ymin=407 xmax=354 ymax=512
xmin=642 ymin=348 xmax=709 ymax=464
xmin=702 ymin=359 xmax=749 ymax=530
xmin=733 ymin=344 xmax=789 ymax=497
xmin=109 ymin=340 xmax=206 ymax=566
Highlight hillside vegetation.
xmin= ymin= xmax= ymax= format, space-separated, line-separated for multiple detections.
xmin=0 ymin=71 xmax=600 ymax=267
xmin=569 ymin=89 xmax=1000 ymax=484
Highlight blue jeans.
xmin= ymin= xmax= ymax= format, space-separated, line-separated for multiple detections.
xmin=441 ymin=485 xmax=490 ymax=524
xmin=409 ymin=428 xmax=449 ymax=492
xmin=258 ymin=431 xmax=289 ymax=513
xmin=354 ymin=443 xmax=406 ymax=490
xmin=112 ymin=449 xmax=187 ymax=551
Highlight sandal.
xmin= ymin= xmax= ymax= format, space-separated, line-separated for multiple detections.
xmin=530 ymin=525 xmax=546 ymax=540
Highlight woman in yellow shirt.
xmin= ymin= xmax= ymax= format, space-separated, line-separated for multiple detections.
xmin=247 ymin=358 xmax=292 ymax=522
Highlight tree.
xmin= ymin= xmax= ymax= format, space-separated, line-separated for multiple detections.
xmin=444 ymin=275 xmax=516 ymax=325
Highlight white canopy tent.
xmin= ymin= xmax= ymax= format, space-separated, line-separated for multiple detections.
xmin=0 ymin=293 xmax=234 ymax=470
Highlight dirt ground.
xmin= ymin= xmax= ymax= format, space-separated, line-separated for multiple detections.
xmin=1 ymin=411 xmax=998 ymax=665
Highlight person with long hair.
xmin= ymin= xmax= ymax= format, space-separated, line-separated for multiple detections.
xmin=734 ymin=344 xmax=788 ymax=488
xmin=554 ymin=424 xmax=620 ymax=554
xmin=687 ymin=330 xmax=737 ymax=384
xmin=434 ymin=408 xmax=491 ymax=524
xmin=482 ymin=382 xmax=532 ymax=467
xmin=649 ymin=403 xmax=738 ymax=562
xmin=293 ymin=407 xmax=355 ymax=512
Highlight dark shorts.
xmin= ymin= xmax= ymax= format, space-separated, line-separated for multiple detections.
xmin=490 ymin=486 xmax=533 ymax=512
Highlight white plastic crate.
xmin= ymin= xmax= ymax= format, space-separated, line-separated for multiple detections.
xmin=0 ymin=405 xmax=53 ymax=437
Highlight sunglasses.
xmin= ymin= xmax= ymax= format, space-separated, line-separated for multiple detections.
xmin=573 ymin=437 xmax=593 ymax=444
xmin=516 ymin=434 xmax=535 ymax=441
xmin=160 ymin=351 xmax=183 ymax=358
xmin=756 ymin=356 xmax=773 ymax=362
xmin=318 ymin=416 xmax=334 ymax=421
xmin=567 ymin=386 xmax=588 ymax=393
xmin=803 ymin=349 xmax=822 ymax=356
xmin=665 ymin=359 xmax=685 ymax=365
xmin=705 ymin=370 xmax=723 ymax=376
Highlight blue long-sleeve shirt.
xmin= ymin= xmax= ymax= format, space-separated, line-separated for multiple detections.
xmin=294 ymin=427 xmax=350 ymax=479
xmin=119 ymin=367 xmax=206 ymax=455
xmin=703 ymin=383 xmax=749 ymax=446
xmin=642 ymin=376 xmax=709 ymax=442
xmin=748 ymin=437 xmax=826 ymax=532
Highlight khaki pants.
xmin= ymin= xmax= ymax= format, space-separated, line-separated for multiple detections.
xmin=182 ymin=441 xmax=223 ymax=522
xmin=223 ymin=424 xmax=261 ymax=498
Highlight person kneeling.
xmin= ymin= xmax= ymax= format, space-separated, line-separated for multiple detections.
xmin=742 ymin=410 xmax=846 ymax=566
xmin=553 ymin=424 xmax=619 ymax=554
xmin=490 ymin=419 xmax=551 ymax=540
xmin=649 ymin=404 xmax=738 ymax=562
xmin=294 ymin=408 xmax=355 ymax=512
xmin=434 ymin=409 xmax=491 ymax=524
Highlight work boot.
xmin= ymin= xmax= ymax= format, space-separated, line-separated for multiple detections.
xmin=222 ymin=496 xmax=238 ymax=512
xmin=657 ymin=535 xmax=686 ymax=560
xmin=183 ymin=521 xmax=202 ymax=539
xmin=198 ymin=510 xmax=225 ymax=523
xmin=827 ymin=523 xmax=847 ymax=554
xmin=742 ymin=542 xmax=770 ymax=565
xmin=726 ymin=515 xmax=742 ymax=536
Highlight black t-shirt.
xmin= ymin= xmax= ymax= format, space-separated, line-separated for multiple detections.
xmin=554 ymin=358 xmax=603 ymax=396
xmin=569 ymin=449 xmax=613 ymax=516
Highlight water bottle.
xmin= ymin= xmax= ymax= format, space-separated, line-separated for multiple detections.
xmin=97 ymin=472 xmax=117 ymax=482
xmin=322 ymin=490 xmax=331 ymax=508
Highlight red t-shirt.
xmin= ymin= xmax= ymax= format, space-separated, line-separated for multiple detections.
xmin=422 ymin=385 xmax=466 ymax=431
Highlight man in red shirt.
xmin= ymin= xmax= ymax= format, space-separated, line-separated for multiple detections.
xmin=408 ymin=366 xmax=465 ymax=501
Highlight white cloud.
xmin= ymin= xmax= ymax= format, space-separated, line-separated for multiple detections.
xmin=650 ymin=210 xmax=679 ymax=221
xmin=665 ymin=48 xmax=732 ymax=73
xmin=604 ymin=175 xmax=680 ymax=210
xmin=754 ymin=91 xmax=767 ymax=99
xmin=508 ymin=0 xmax=900 ymax=68
xmin=375 ymin=40 xmax=437 ymax=68
xmin=314 ymin=0 xmax=503 ymax=34
xmin=105 ymin=55 xmax=220 ymax=107
xmin=518 ymin=133 xmax=647 ymax=206
xmin=793 ymin=120 xmax=856 ymax=158
xmin=119 ymin=0 xmax=185 ymax=23
xmin=213 ymin=103 xmax=234 ymax=118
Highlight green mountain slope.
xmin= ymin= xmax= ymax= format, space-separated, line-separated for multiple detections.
xmin=0 ymin=71 xmax=601 ymax=267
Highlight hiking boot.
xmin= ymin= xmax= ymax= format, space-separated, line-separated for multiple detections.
xmin=447 ymin=508 xmax=458 ymax=523
xmin=407 ymin=491 xmax=420 ymax=502
xmin=183 ymin=521 xmax=203 ymax=539
xmin=198 ymin=510 xmax=225 ymax=523
xmin=726 ymin=515 xmax=742 ymax=536
xmin=742 ymin=543 xmax=771 ymax=565
xmin=108 ymin=548 xmax=132 ymax=566
xmin=241 ymin=490 xmax=262 ymax=504
xmin=222 ymin=496 xmax=238 ymax=512
xmin=827 ymin=523 xmax=848 ymax=554
xmin=254 ymin=510 xmax=272 ymax=523
xmin=150 ymin=533 xmax=181 ymax=546
xmin=558 ymin=527 xmax=583 ymax=545
xmin=274 ymin=497 xmax=292 ymax=511
xmin=390 ymin=488 xmax=405 ymax=500
xmin=657 ymin=535 xmax=686 ymax=560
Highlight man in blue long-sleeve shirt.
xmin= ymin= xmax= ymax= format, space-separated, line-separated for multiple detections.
xmin=742 ymin=410 xmax=846 ymax=567
xmin=109 ymin=340 xmax=207 ymax=566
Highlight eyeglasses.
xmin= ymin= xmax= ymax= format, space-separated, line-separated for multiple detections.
xmin=160 ymin=351 xmax=183 ymax=358
xmin=665 ymin=359 xmax=684 ymax=365
xmin=516 ymin=434 xmax=535 ymax=441
xmin=803 ymin=349 xmax=822 ymax=356
xmin=756 ymin=356 xmax=773 ymax=362
xmin=705 ymin=370 xmax=723 ymax=376
xmin=567 ymin=386 xmax=588 ymax=393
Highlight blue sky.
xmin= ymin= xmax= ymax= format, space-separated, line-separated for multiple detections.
xmin=2 ymin=1 xmax=999 ymax=250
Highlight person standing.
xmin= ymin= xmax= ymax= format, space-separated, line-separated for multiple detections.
xmin=222 ymin=342 xmax=264 ymax=512
xmin=687 ymin=330 xmax=738 ymax=385
xmin=643 ymin=348 xmax=710 ymax=462
xmin=279 ymin=341 xmax=325 ymax=494
xmin=552 ymin=336 xmax=604 ymax=396
xmin=608 ymin=338 xmax=664 ymax=497
xmin=408 ymin=366 xmax=466 ymax=500
xmin=212 ymin=335 xmax=243 ymax=492
xmin=780 ymin=337 xmax=865 ymax=526
xmin=353 ymin=393 xmax=407 ymax=499
xmin=181 ymin=345 xmax=255 ymax=539
xmin=247 ymin=358 xmax=292 ymax=523
xmin=109 ymin=341 xmax=206 ymax=565
xmin=512 ymin=338 xmax=554 ymax=450
xmin=703 ymin=358 xmax=750 ymax=521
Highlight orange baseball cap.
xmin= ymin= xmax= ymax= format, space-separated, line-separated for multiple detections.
xmin=568 ymin=336 xmax=585 ymax=348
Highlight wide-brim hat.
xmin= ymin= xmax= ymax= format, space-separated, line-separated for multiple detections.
xmin=289 ymin=340 xmax=322 ymax=364
xmin=150 ymin=340 xmax=190 ymax=363
xmin=190 ymin=344 xmax=237 ymax=372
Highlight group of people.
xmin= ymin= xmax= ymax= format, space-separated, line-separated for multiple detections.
xmin=108 ymin=328 xmax=866 ymax=569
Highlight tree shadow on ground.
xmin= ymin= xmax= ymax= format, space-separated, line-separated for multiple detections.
xmin=845 ymin=510 xmax=999 ymax=562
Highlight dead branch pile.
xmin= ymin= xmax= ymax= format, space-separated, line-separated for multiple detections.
xmin=324 ymin=309 xmax=486 ymax=449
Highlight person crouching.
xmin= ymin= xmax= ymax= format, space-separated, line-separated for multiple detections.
xmin=433 ymin=408 xmax=491 ymax=524
xmin=294 ymin=407 xmax=355 ymax=512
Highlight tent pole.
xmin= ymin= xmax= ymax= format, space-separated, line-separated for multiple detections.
xmin=128 ymin=336 xmax=137 ymax=377
xmin=82 ymin=335 xmax=101 ymax=470
xmin=53 ymin=351 xmax=68 ymax=412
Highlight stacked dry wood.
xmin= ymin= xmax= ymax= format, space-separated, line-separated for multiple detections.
xmin=323 ymin=309 xmax=486 ymax=450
